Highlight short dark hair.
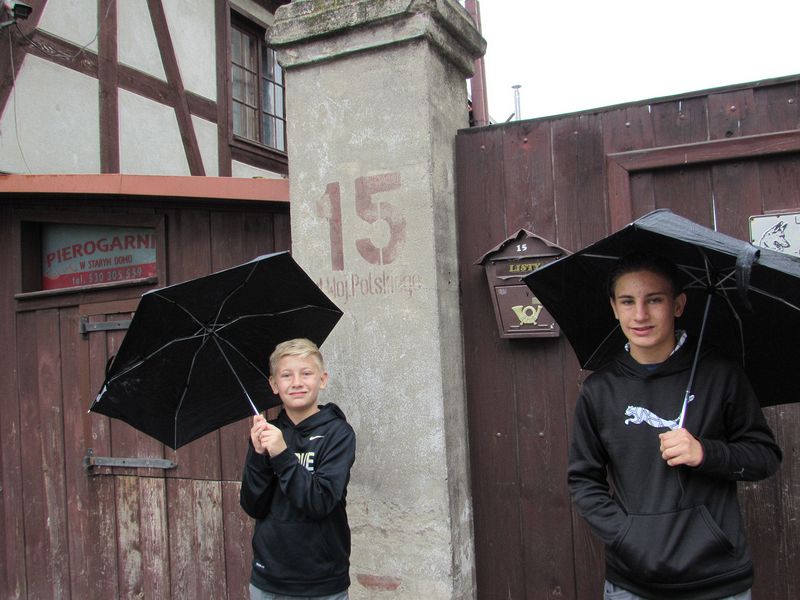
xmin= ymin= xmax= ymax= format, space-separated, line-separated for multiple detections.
xmin=606 ymin=252 xmax=684 ymax=299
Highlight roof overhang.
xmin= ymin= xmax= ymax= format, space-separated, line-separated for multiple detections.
xmin=0 ymin=173 xmax=290 ymax=204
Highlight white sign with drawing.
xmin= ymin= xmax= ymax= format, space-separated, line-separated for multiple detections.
xmin=749 ymin=213 xmax=800 ymax=256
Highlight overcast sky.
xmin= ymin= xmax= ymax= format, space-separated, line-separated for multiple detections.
xmin=477 ymin=1 xmax=800 ymax=122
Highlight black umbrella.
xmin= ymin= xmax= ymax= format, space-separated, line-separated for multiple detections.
xmin=90 ymin=251 xmax=343 ymax=449
xmin=523 ymin=209 xmax=800 ymax=419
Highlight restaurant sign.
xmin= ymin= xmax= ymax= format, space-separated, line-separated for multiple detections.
xmin=42 ymin=223 xmax=157 ymax=290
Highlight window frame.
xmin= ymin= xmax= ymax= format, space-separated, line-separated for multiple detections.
xmin=229 ymin=11 xmax=287 ymax=172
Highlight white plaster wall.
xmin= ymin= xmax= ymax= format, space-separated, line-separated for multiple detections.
xmin=118 ymin=89 xmax=188 ymax=175
xmin=192 ymin=115 xmax=219 ymax=177
xmin=0 ymin=55 xmax=99 ymax=174
xmin=118 ymin=0 xmax=166 ymax=81
xmin=36 ymin=0 xmax=98 ymax=52
xmin=163 ymin=0 xmax=216 ymax=101
xmin=231 ymin=161 xmax=286 ymax=179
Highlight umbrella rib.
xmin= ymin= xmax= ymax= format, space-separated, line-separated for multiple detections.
xmin=207 ymin=262 xmax=260 ymax=331
xmin=172 ymin=332 xmax=214 ymax=448
xmin=151 ymin=292 xmax=210 ymax=330
xmin=583 ymin=322 xmax=623 ymax=367
xmin=103 ymin=329 xmax=208 ymax=383
xmin=211 ymin=335 xmax=260 ymax=415
xmin=746 ymin=284 xmax=800 ymax=312
xmin=214 ymin=305 xmax=343 ymax=332
xmin=215 ymin=335 xmax=270 ymax=380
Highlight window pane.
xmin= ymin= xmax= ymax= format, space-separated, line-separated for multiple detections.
xmin=263 ymin=44 xmax=275 ymax=80
xmin=232 ymin=65 xmax=245 ymax=101
xmin=275 ymin=119 xmax=285 ymax=152
xmin=242 ymin=32 xmax=256 ymax=70
xmin=233 ymin=103 xmax=243 ymax=136
xmin=262 ymin=114 xmax=275 ymax=147
xmin=263 ymin=80 xmax=274 ymax=114
xmin=244 ymin=69 xmax=256 ymax=105
xmin=232 ymin=30 xmax=242 ymax=64
xmin=275 ymin=86 xmax=284 ymax=118
xmin=244 ymin=105 xmax=257 ymax=139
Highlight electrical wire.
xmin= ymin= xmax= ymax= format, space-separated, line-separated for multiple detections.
xmin=7 ymin=26 xmax=31 ymax=173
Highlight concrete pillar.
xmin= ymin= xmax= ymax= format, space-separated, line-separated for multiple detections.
xmin=269 ymin=2 xmax=485 ymax=598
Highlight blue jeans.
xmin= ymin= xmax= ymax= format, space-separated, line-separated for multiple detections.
xmin=248 ymin=585 xmax=349 ymax=600
xmin=604 ymin=580 xmax=751 ymax=600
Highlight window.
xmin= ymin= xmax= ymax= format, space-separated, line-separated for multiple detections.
xmin=231 ymin=18 xmax=286 ymax=153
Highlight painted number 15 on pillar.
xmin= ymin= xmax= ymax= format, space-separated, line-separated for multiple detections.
xmin=316 ymin=172 xmax=406 ymax=271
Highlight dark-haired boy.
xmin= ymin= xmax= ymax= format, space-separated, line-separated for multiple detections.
xmin=568 ymin=253 xmax=781 ymax=600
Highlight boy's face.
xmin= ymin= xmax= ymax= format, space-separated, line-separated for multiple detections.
xmin=269 ymin=354 xmax=328 ymax=421
xmin=610 ymin=269 xmax=686 ymax=364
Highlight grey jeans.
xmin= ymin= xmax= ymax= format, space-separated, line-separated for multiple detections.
xmin=604 ymin=581 xmax=751 ymax=600
xmin=248 ymin=585 xmax=349 ymax=600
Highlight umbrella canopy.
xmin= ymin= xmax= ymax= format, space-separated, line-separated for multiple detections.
xmin=523 ymin=209 xmax=800 ymax=410
xmin=90 ymin=251 xmax=343 ymax=449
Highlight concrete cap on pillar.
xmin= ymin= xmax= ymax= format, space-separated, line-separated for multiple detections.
xmin=268 ymin=0 xmax=486 ymax=76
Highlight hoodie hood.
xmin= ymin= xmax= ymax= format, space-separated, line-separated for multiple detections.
xmin=611 ymin=337 xmax=712 ymax=381
xmin=276 ymin=402 xmax=347 ymax=434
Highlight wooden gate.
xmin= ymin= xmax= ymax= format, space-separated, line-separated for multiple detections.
xmin=456 ymin=75 xmax=800 ymax=599
xmin=1 ymin=193 xmax=290 ymax=598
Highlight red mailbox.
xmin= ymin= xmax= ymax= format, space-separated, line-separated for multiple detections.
xmin=476 ymin=230 xmax=569 ymax=339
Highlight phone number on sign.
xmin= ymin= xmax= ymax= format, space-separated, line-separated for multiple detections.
xmin=72 ymin=266 xmax=155 ymax=286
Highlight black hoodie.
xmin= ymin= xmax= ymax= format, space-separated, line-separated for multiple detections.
xmin=568 ymin=339 xmax=781 ymax=600
xmin=240 ymin=403 xmax=356 ymax=596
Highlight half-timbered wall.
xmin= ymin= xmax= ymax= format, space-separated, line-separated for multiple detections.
xmin=0 ymin=193 xmax=290 ymax=598
xmin=456 ymin=75 xmax=800 ymax=599
xmin=0 ymin=0 xmax=289 ymax=178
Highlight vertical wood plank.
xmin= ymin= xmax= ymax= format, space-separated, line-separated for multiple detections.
xmin=116 ymin=475 xmax=145 ymax=598
xmin=772 ymin=404 xmax=800 ymax=600
xmin=18 ymin=309 xmax=71 ymax=598
xmin=739 ymin=408 xmax=789 ymax=599
xmin=64 ymin=307 xmax=119 ymax=598
xmin=168 ymin=478 xmax=194 ymax=600
xmin=515 ymin=339 xmax=575 ymax=599
xmin=0 ymin=203 xmax=25 ymax=598
xmin=223 ymin=480 xmax=254 ymax=600
xmin=167 ymin=478 xmax=226 ymax=599
xmin=651 ymin=96 xmax=709 ymax=146
xmin=456 ymin=127 xmax=527 ymax=599
xmin=140 ymin=477 xmax=171 ymax=598
xmin=758 ymin=154 xmax=800 ymax=213
xmin=502 ymin=121 xmax=555 ymax=236
xmin=652 ymin=166 xmax=715 ymax=226
xmin=711 ymin=161 xmax=763 ymax=239
xmin=707 ymin=89 xmax=758 ymax=140
xmin=753 ymin=80 xmax=800 ymax=132
xmin=194 ymin=480 xmax=226 ymax=599
xmin=551 ymin=114 xmax=608 ymax=249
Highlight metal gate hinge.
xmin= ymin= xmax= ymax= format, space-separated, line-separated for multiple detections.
xmin=80 ymin=316 xmax=132 ymax=336
xmin=84 ymin=449 xmax=176 ymax=472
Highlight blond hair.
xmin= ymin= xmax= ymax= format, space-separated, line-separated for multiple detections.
xmin=269 ymin=338 xmax=325 ymax=375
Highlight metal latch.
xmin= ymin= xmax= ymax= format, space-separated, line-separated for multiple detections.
xmin=84 ymin=449 xmax=176 ymax=472
xmin=80 ymin=316 xmax=132 ymax=336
